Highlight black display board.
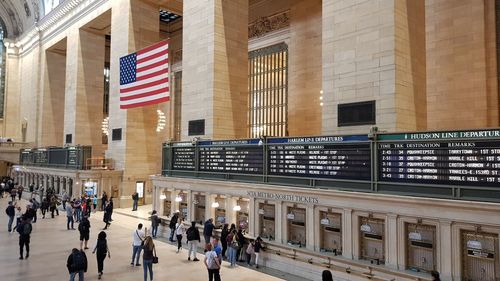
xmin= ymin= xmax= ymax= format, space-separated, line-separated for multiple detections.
xmin=378 ymin=140 xmax=500 ymax=186
xmin=198 ymin=139 xmax=263 ymax=174
xmin=33 ymin=150 xmax=48 ymax=165
xmin=172 ymin=142 xmax=196 ymax=170
xmin=267 ymin=136 xmax=371 ymax=180
xmin=67 ymin=148 xmax=79 ymax=166
xmin=49 ymin=148 xmax=67 ymax=165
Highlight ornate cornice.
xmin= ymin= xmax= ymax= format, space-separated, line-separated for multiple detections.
xmin=248 ymin=10 xmax=289 ymax=39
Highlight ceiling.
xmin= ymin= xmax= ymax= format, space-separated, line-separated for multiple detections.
xmin=0 ymin=0 xmax=43 ymax=38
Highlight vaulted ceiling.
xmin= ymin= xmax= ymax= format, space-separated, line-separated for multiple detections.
xmin=0 ymin=0 xmax=43 ymax=38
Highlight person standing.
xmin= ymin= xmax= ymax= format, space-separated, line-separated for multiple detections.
xmin=85 ymin=196 xmax=92 ymax=216
xmin=108 ymin=198 xmax=114 ymax=221
xmin=5 ymin=201 xmax=15 ymax=232
xmin=236 ymin=228 xmax=246 ymax=262
xmin=227 ymin=229 xmax=238 ymax=267
xmin=79 ymin=215 xmax=91 ymax=250
xmin=150 ymin=210 xmax=160 ymax=238
xmin=169 ymin=212 xmax=179 ymax=242
xmin=10 ymin=187 xmax=17 ymax=202
xmin=12 ymin=206 xmax=22 ymax=232
xmin=92 ymin=196 xmax=97 ymax=213
xmin=175 ymin=217 xmax=184 ymax=253
xmin=254 ymin=236 xmax=263 ymax=268
xmin=66 ymin=201 xmax=75 ymax=230
xmin=186 ymin=221 xmax=201 ymax=261
xmin=204 ymin=243 xmax=221 ymax=281
xmin=67 ymin=248 xmax=88 ymax=281
xmin=41 ymin=197 xmax=49 ymax=219
xmin=31 ymin=198 xmax=40 ymax=223
xmin=50 ymin=196 xmax=59 ymax=218
xmin=62 ymin=190 xmax=69 ymax=210
xmin=132 ymin=192 xmax=139 ymax=211
xmin=17 ymin=215 xmax=32 ymax=260
xmin=203 ymin=218 xmax=214 ymax=245
xmin=101 ymin=192 xmax=108 ymax=211
xmin=220 ymin=224 xmax=229 ymax=260
xmin=17 ymin=185 xmax=23 ymax=200
xmin=131 ymin=223 xmax=146 ymax=266
xmin=142 ymin=236 xmax=156 ymax=281
xmin=103 ymin=202 xmax=112 ymax=230
xmin=92 ymin=231 xmax=111 ymax=280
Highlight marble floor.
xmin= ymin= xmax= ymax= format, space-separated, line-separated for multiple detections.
xmin=0 ymin=197 xmax=286 ymax=281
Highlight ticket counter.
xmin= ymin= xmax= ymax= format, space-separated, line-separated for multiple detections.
xmin=320 ymin=211 xmax=342 ymax=255
xmin=235 ymin=198 xmax=249 ymax=231
xmin=462 ymin=231 xmax=499 ymax=281
xmin=162 ymin=190 xmax=172 ymax=217
xmin=193 ymin=193 xmax=206 ymax=225
xmin=287 ymin=206 xmax=306 ymax=247
xmin=259 ymin=203 xmax=276 ymax=240
xmin=360 ymin=217 xmax=385 ymax=264
xmin=214 ymin=196 xmax=226 ymax=228
xmin=406 ymin=223 xmax=436 ymax=272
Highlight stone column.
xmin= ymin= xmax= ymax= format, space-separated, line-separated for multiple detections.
xmin=342 ymin=208 xmax=353 ymax=259
xmin=63 ymin=28 xmax=105 ymax=154
xmin=181 ymin=0 xmax=248 ymax=140
xmin=185 ymin=190 xmax=192 ymax=222
xmin=275 ymin=201 xmax=283 ymax=244
xmin=306 ymin=205 xmax=315 ymax=251
xmin=106 ymin=0 xmax=162 ymax=208
xmin=439 ymin=220 xmax=453 ymax=281
xmin=386 ymin=214 xmax=398 ymax=269
xmin=226 ymin=196 xmax=236 ymax=226
xmin=3 ymin=43 xmax=21 ymax=140
xmin=205 ymin=193 xmax=215 ymax=222
xmin=248 ymin=197 xmax=256 ymax=237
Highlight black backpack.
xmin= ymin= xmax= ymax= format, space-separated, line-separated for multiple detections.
xmin=186 ymin=227 xmax=197 ymax=241
xmin=78 ymin=220 xmax=89 ymax=233
xmin=23 ymin=223 xmax=32 ymax=235
xmin=72 ymin=251 xmax=86 ymax=271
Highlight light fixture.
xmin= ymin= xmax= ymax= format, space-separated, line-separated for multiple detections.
xmin=156 ymin=110 xmax=166 ymax=132
xmin=212 ymin=201 xmax=220 ymax=208
xmin=319 ymin=90 xmax=323 ymax=107
xmin=84 ymin=181 xmax=94 ymax=188
xmin=159 ymin=193 xmax=167 ymax=200
xmin=175 ymin=192 xmax=183 ymax=202
xmin=101 ymin=117 xmax=109 ymax=136
xmin=233 ymin=205 xmax=241 ymax=211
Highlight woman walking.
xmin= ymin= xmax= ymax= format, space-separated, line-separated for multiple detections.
xmin=175 ymin=218 xmax=184 ymax=253
xmin=204 ymin=243 xmax=221 ymax=281
xmin=220 ymin=224 xmax=228 ymax=260
xmin=142 ymin=236 xmax=156 ymax=281
xmin=92 ymin=231 xmax=111 ymax=279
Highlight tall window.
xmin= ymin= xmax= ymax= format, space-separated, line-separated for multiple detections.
xmin=248 ymin=43 xmax=288 ymax=138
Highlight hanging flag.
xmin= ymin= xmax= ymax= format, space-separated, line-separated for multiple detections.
xmin=119 ymin=40 xmax=170 ymax=109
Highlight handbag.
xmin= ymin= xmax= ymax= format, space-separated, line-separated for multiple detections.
xmin=152 ymin=246 xmax=159 ymax=264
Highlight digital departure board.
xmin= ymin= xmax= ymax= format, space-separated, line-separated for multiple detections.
xmin=33 ymin=150 xmax=48 ymax=164
xmin=172 ymin=143 xmax=196 ymax=170
xmin=199 ymin=139 xmax=263 ymax=174
xmin=378 ymin=141 xmax=500 ymax=186
xmin=67 ymin=148 xmax=79 ymax=166
xmin=267 ymin=135 xmax=371 ymax=180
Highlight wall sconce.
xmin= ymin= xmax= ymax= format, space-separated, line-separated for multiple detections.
xmin=156 ymin=110 xmax=166 ymax=132
xmin=212 ymin=195 xmax=220 ymax=208
xmin=175 ymin=192 xmax=183 ymax=202
xmin=101 ymin=117 xmax=109 ymax=135
xmin=159 ymin=191 xmax=167 ymax=200
xmin=233 ymin=197 xmax=242 ymax=211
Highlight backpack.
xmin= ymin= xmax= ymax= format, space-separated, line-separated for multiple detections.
xmin=78 ymin=220 xmax=89 ymax=233
xmin=206 ymin=251 xmax=219 ymax=269
xmin=186 ymin=227 xmax=196 ymax=241
xmin=22 ymin=223 xmax=32 ymax=235
xmin=72 ymin=251 xmax=86 ymax=271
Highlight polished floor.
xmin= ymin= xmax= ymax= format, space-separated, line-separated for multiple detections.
xmin=0 ymin=197 xmax=286 ymax=281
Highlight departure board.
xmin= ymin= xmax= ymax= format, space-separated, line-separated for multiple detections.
xmin=268 ymin=135 xmax=371 ymax=180
xmin=199 ymin=139 xmax=263 ymax=174
xmin=378 ymin=141 xmax=500 ymax=186
xmin=172 ymin=143 xmax=196 ymax=170
xmin=34 ymin=150 xmax=48 ymax=164
xmin=67 ymin=148 xmax=79 ymax=166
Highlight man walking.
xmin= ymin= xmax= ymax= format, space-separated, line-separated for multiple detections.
xmin=5 ymin=201 xmax=15 ymax=232
xmin=186 ymin=221 xmax=201 ymax=261
xmin=62 ymin=190 xmax=69 ymax=210
xmin=131 ymin=192 xmax=139 ymax=211
xmin=78 ymin=215 xmax=91 ymax=250
xmin=17 ymin=215 xmax=32 ymax=260
xmin=203 ymin=218 xmax=215 ymax=245
xmin=67 ymin=202 xmax=75 ymax=230
xmin=67 ymin=248 xmax=88 ymax=281
xmin=131 ymin=223 xmax=146 ymax=266
xmin=169 ymin=212 xmax=179 ymax=242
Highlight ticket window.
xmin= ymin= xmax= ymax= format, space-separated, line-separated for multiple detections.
xmin=462 ymin=231 xmax=499 ymax=281
xmin=320 ymin=211 xmax=342 ymax=256
xmin=162 ymin=191 xmax=172 ymax=217
xmin=287 ymin=207 xmax=306 ymax=247
xmin=259 ymin=203 xmax=275 ymax=240
xmin=406 ymin=223 xmax=436 ymax=272
xmin=214 ymin=198 xmax=226 ymax=228
xmin=179 ymin=202 xmax=188 ymax=221
xmin=236 ymin=199 xmax=249 ymax=231
xmin=194 ymin=194 xmax=206 ymax=225
xmin=360 ymin=218 xmax=385 ymax=264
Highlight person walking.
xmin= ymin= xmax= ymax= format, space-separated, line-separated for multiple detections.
xmin=220 ymin=224 xmax=229 ymax=260
xmin=108 ymin=198 xmax=114 ymax=221
xmin=41 ymin=197 xmax=49 ymax=219
xmin=131 ymin=223 xmax=146 ymax=266
xmin=92 ymin=195 xmax=97 ymax=213
xmin=30 ymin=198 xmax=40 ymax=223
xmin=102 ymin=202 xmax=112 ymax=230
xmin=85 ymin=196 xmax=92 ymax=216
xmin=322 ymin=270 xmax=333 ymax=281
xmin=67 ymin=202 xmax=75 ymax=230
xmin=204 ymin=243 xmax=221 ymax=281
xmin=79 ymin=215 xmax=91 ymax=250
xmin=17 ymin=185 xmax=23 ymax=200
xmin=142 ymin=236 xmax=156 ymax=281
xmin=186 ymin=221 xmax=201 ymax=261
xmin=254 ymin=236 xmax=263 ymax=268
xmin=74 ymin=198 xmax=82 ymax=222
xmin=150 ymin=210 xmax=160 ymax=238
xmin=227 ymin=229 xmax=238 ymax=267
xmin=62 ymin=190 xmax=69 ymax=210
xmin=10 ymin=187 xmax=17 ymax=202
xmin=5 ymin=201 xmax=15 ymax=232
xmin=92 ymin=231 xmax=111 ymax=280
xmin=132 ymin=192 xmax=139 ymax=211
xmin=101 ymin=192 xmax=108 ymax=211
xmin=175 ymin=217 xmax=184 ymax=253
xmin=203 ymin=218 xmax=214 ymax=245
xmin=67 ymin=248 xmax=88 ymax=281
xmin=50 ymin=196 xmax=59 ymax=218
xmin=12 ymin=206 xmax=22 ymax=232
xmin=17 ymin=215 xmax=32 ymax=259
xmin=169 ymin=212 xmax=179 ymax=242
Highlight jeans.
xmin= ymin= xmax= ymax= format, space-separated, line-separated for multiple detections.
xmin=19 ymin=236 xmax=30 ymax=257
xmin=204 ymin=235 xmax=211 ymax=245
xmin=97 ymin=253 xmax=106 ymax=273
xmin=143 ymin=259 xmax=153 ymax=281
xmin=169 ymin=227 xmax=175 ymax=241
xmin=69 ymin=270 xmax=84 ymax=281
xmin=7 ymin=216 xmax=14 ymax=232
xmin=67 ymin=216 xmax=74 ymax=229
xmin=207 ymin=268 xmax=221 ymax=281
xmin=62 ymin=200 xmax=66 ymax=210
xmin=75 ymin=209 xmax=81 ymax=222
xmin=132 ymin=245 xmax=142 ymax=264
xmin=228 ymin=247 xmax=237 ymax=266
xmin=151 ymin=225 xmax=158 ymax=238
xmin=132 ymin=200 xmax=138 ymax=211
xmin=177 ymin=234 xmax=183 ymax=250
xmin=188 ymin=240 xmax=198 ymax=259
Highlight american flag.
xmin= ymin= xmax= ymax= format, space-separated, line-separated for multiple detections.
xmin=119 ymin=40 xmax=170 ymax=109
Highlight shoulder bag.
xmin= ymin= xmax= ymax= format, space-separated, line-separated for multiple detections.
xmin=152 ymin=245 xmax=158 ymax=264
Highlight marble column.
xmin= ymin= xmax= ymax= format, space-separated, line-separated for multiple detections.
xmin=439 ymin=220 xmax=453 ymax=281
xmin=386 ymin=214 xmax=398 ymax=269
xmin=275 ymin=201 xmax=283 ymax=244
xmin=248 ymin=197 xmax=256 ymax=237
xmin=306 ymin=205 xmax=315 ymax=251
